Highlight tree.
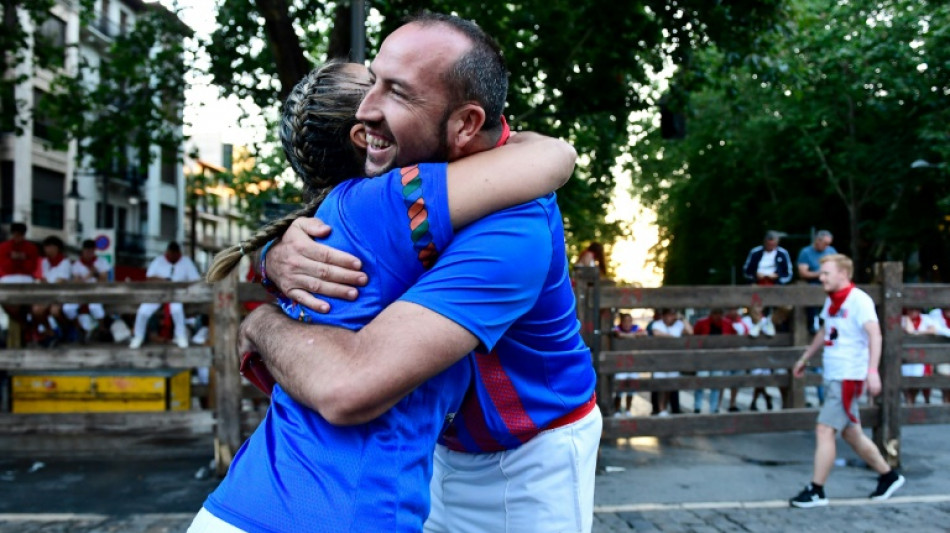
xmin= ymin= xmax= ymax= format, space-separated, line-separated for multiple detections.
xmin=629 ymin=0 xmax=950 ymax=283
xmin=2 ymin=2 xmax=190 ymax=179
xmin=207 ymin=0 xmax=788 ymax=251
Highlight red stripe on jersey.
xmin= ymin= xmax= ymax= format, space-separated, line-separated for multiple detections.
xmin=474 ymin=350 xmax=537 ymax=443
xmin=442 ymin=386 xmax=503 ymax=452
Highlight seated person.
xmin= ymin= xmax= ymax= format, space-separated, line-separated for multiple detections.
xmin=32 ymin=236 xmax=72 ymax=346
xmin=63 ymin=239 xmax=111 ymax=341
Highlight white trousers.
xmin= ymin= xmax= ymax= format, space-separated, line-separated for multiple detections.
xmin=425 ymin=405 xmax=602 ymax=533
xmin=187 ymin=507 xmax=247 ymax=533
xmin=62 ymin=303 xmax=106 ymax=321
xmin=133 ymin=302 xmax=186 ymax=340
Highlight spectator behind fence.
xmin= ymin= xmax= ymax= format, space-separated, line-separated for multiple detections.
xmin=129 ymin=242 xmax=201 ymax=349
xmin=649 ymin=309 xmax=693 ymax=416
xmin=743 ymin=230 xmax=793 ymax=286
xmin=575 ymin=241 xmax=607 ymax=277
xmin=927 ymin=308 xmax=950 ymax=404
xmin=32 ymin=236 xmax=72 ymax=347
xmin=0 ymin=222 xmax=39 ymax=348
xmin=901 ymin=307 xmax=937 ymax=405
xmin=613 ymin=312 xmax=645 ymax=416
xmin=789 ymin=253 xmax=904 ymax=508
xmin=692 ymin=308 xmax=734 ymax=413
xmin=742 ymin=305 xmax=778 ymax=411
xmin=63 ymin=239 xmax=111 ymax=342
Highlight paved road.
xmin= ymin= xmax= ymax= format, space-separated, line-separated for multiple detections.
xmin=2 ymin=423 xmax=947 ymax=532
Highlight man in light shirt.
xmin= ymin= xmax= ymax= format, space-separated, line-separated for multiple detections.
xmin=63 ymin=239 xmax=111 ymax=340
xmin=129 ymin=242 xmax=201 ymax=349
xmin=743 ymin=230 xmax=793 ymax=286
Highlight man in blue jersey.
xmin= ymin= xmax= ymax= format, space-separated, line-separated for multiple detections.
xmin=243 ymin=13 xmax=601 ymax=533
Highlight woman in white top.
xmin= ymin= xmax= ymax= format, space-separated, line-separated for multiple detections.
xmin=902 ymin=307 xmax=936 ymax=404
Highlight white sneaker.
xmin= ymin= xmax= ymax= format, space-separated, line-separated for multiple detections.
xmin=174 ymin=335 xmax=189 ymax=349
xmin=129 ymin=336 xmax=144 ymax=349
xmin=658 ymin=410 xmax=670 ymax=417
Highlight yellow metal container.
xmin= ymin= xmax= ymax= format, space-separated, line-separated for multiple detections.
xmin=11 ymin=369 xmax=191 ymax=413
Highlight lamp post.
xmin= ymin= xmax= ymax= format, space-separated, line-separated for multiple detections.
xmin=66 ymin=178 xmax=84 ymax=244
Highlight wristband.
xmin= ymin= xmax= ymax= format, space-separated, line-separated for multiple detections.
xmin=259 ymin=239 xmax=283 ymax=297
xmin=868 ymin=367 xmax=879 ymax=375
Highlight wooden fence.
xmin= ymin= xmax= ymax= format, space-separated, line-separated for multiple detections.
xmin=0 ymin=272 xmax=262 ymax=474
xmin=574 ymin=262 xmax=950 ymax=466
xmin=2 ymin=262 xmax=949 ymax=470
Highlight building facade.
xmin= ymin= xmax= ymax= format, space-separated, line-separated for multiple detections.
xmin=0 ymin=0 xmax=188 ymax=272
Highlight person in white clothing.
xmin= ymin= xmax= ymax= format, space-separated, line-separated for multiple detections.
xmin=789 ymin=254 xmax=904 ymax=508
xmin=648 ymin=308 xmax=693 ymax=416
xmin=927 ymin=308 xmax=950 ymax=404
xmin=129 ymin=242 xmax=201 ymax=349
xmin=901 ymin=307 xmax=937 ymax=404
xmin=32 ymin=236 xmax=72 ymax=346
xmin=63 ymin=239 xmax=111 ymax=338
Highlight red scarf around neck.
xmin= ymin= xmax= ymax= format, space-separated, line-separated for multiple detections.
xmin=827 ymin=282 xmax=855 ymax=316
xmin=47 ymin=254 xmax=65 ymax=268
xmin=80 ymin=255 xmax=97 ymax=268
xmin=494 ymin=115 xmax=511 ymax=147
xmin=911 ymin=315 xmax=922 ymax=330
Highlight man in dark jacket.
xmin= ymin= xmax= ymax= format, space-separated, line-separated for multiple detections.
xmin=743 ymin=230 xmax=793 ymax=285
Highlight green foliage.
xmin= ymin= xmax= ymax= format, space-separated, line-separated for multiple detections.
xmin=208 ymin=0 xmax=787 ymax=251
xmin=630 ymin=0 xmax=950 ymax=284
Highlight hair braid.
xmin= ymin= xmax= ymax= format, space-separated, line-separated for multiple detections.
xmin=206 ymin=60 xmax=367 ymax=284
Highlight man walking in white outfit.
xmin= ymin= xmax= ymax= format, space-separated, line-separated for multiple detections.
xmin=129 ymin=242 xmax=200 ymax=349
xmin=789 ymin=253 xmax=904 ymax=508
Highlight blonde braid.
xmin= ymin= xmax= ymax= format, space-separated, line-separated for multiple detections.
xmin=206 ymin=60 xmax=366 ymax=284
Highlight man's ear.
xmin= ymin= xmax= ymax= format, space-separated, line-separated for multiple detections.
xmin=446 ymin=103 xmax=486 ymax=154
xmin=350 ymin=123 xmax=368 ymax=150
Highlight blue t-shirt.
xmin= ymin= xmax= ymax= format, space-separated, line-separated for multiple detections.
xmin=400 ymin=194 xmax=597 ymax=452
xmin=203 ymin=164 xmax=471 ymax=533
xmin=797 ymin=244 xmax=838 ymax=284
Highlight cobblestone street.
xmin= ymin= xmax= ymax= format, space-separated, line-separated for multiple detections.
xmin=2 ymin=424 xmax=947 ymax=532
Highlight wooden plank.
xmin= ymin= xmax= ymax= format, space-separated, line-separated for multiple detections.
xmin=612 ymin=373 xmax=793 ymax=393
xmin=598 ymin=284 xmax=866 ymax=309
xmin=901 ymin=285 xmax=950 ymax=308
xmin=0 ymin=410 xmax=214 ymax=435
xmin=0 ymin=434 xmax=212 ymax=458
xmin=609 ymin=334 xmax=793 ymax=351
xmin=901 ymin=344 xmax=950 ymax=364
xmin=901 ymin=404 xmax=950 ymax=425
xmin=599 ymin=347 xmax=804 ymax=373
xmin=0 ymin=281 xmax=213 ymax=305
xmin=0 ymin=346 xmax=212 ymax=370
xmin=875 ymin=262 xmax=903 ymax=467
xmin=191 ymin=383 xmax=269 ymax=400
xmin=212 ymin=270 xmax=243 ymax=475
xmin=901 ymin=376 xmax=950 ymax=389
xmin=237 ymin=282 xmax=271 ymax=303
xmin=601 ymin=406 xmax=880 ymax=439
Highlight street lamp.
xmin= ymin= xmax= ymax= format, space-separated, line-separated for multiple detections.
xmin=911 ymin=159 xmax=946 ymax=170
xmin=66 ymin=178 xmax=84 ymax=240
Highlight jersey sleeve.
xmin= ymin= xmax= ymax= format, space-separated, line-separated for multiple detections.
xmin=145 ymin=258 xmax=162 ymax=278
xmin=337 ymin=163 xmax=453 ymax=266
xmin=398 ymin=202 xmax=552 ymax=351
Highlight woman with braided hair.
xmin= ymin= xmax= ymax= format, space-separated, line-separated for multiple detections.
xmin=191 ymin=60 xmax=576 ymax=532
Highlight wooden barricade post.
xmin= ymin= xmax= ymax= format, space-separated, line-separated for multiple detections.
xmin=875 ymin=261 xmax=904 ymax=467
xmin=212 ymin=270 xmax=243 ymax=475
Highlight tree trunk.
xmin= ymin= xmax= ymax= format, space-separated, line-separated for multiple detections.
xmin=327 ymin=2 xmax=352 ymax=60
xmin=253 ymin=0 xmax=311 ymax=101
xmin=848 ymin=202 xmax=861 ymax=277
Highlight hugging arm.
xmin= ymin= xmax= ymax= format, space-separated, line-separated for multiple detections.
xmin=248 ymin=207 xmax=551 ymax=424
xmin=265 ymin=132 xmax=574 ymax=310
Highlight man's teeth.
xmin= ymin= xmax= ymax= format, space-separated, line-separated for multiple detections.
xmin=368 ymin=135 xmax=392 ymax=149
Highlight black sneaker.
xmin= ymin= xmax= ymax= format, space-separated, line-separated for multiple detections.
xmin=790 ymin=484 xmax=828 ymax=508
xmin=870 ymin=473 xmax=905 ymax=500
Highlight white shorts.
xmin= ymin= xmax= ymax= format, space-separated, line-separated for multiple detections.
xmin=424 ymin=406 xmax=602 ymax=533
xmin=187 ymin=507 xmax=247 ymax=533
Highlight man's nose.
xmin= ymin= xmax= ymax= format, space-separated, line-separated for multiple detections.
xmin=356 ymin=87 xmax=381 ymax=123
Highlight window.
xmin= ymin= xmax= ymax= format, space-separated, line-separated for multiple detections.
xmin=96 ymin=201 xmax=114 ymax=229
xmin=119 ymin=11 xmax=128 ymax=36
xmin=161 ymin=147 xmax=178 ymax=184
xmin=160 ymin=205 xmax=177 ymax=239
xmin=32 ymin=89 xmax=59 ymax=141
xmin=98 ymin=0 xmax=112 ymax=36
xmin=31 ymin=166 xmax=65 ymax=229
xmin=35 ymin=15 xmax=67 ymax=68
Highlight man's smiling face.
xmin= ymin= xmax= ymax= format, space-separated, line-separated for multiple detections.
xmin=356 ymin=22 xmax=472 ymax=176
